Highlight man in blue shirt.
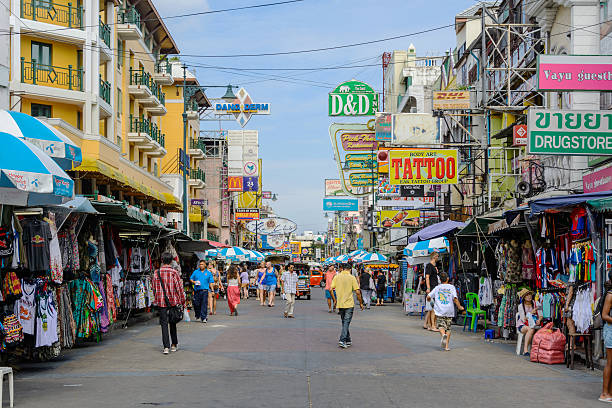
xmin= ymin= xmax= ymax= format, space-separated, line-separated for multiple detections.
xmin=190 ymin=260 xmax=214 ymax=323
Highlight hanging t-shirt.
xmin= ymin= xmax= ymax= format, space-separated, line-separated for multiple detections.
xmin=571 ymin=207 xmax=588 ymax=237
xmin=21 ymin=219 xmax=52 ymax=272
xmin=35 ymin=294 xmax=58 ymax=347
xmin=15 ymin=281 xmax=36 ymax=335
xmin=429 ymin=283 xmax=458 ymax=317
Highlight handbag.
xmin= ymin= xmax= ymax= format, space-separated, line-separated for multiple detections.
xmin=157 ymin=269 xmax=183 ymax=324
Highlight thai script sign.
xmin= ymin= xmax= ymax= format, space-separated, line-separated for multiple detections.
xmin=537 ymin=55 xmax=612 ymax=91
xmin=329 ymin=80 xmax=379 ymax=116
xmin=583 ymin=163 xmax=612 ymax=193
xmin=433 ymin=90 xmax=471 ymax=110
xmin=389 ymin=149 xmax=458 ymax=185
xmin=527 ymin=109 xmax=612 ymax=155
xmin=340 ymin=132 xmax=376 ymax=151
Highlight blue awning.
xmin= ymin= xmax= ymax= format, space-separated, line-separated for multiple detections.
xmin=529 ymin=190 xmax=612 ymax=215
xmin=408 ymin=220 xmax=466 ymax=243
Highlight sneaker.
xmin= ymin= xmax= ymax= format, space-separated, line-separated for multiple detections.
xmin=288 ymin=315 xmax=295 ymax=318
xmin=162 ymin=348 xmax=169 ymax=355
xmin=345 ymin=341 xmax=352 ymax=347
xmin=202 ymin=318 xmax=207 ymax=324
xmin=338 ymin=342 xmax=348 ymax=349
xmin=170 ymin=345 xmax=178 ymax=352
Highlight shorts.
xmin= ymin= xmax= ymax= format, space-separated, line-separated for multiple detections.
xmin=437 ymin=316 xmax=452 ymax=331
xmin=264 ymin=285 xmax=276 ymax=292
xmin=604 ymin=323 xmax=612 ymax=349
xmin=257 ymin=284 xmax=263 ymax=290
xmin=325 ymin=290 xmax=335 ymax=299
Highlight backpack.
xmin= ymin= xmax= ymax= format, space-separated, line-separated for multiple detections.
xmin=593 ymin=291 xmax=610 ymax=330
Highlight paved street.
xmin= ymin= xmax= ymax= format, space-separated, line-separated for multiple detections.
xmin=13 ymin=289 xmax=603 ymax=408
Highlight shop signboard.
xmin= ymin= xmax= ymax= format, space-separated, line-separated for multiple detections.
xmin=392 ymin=114 xmax=439 ymax=145
xmin=323 ymin=198 xmax=359 ymax=211
xmin=280 ymin=241 xmax=292 ymax=254
xmin=375 ymin=112 xmax=393 ymax=141
xmin=401 ymin=185 xmax=425 ymax=197
xmin=190 ymin=199 xmax=207 ymax=206
xmin=377 ymin=197 xmax=434 ymax=209
xmin=290 ymin=242 xmax=301 ymax=255
xmin=245 ymin=217 xmax=297 ymax=235
xmin=378 ymin=176 xmax=400 ymax=197
xmin=243 ymin=176 xmax=259 ymax=192
xmin=228 ymin=176 xmax=244 ymax=192
xmin=583 ymin=163 xmax=612 ymax=193
xmin=432 ymin=90 xmax=471 ymax=110
xmin=328 ymin=80 xmax=379 ymax=116
xmin=389 ymin=149 xmax=458 ymax=185
xmin=267 ymin=235 xmax=286 ymax=249
xmin=340 ymin=132 xmax=377 ymax=151
xmin=345 ymin=153 xmax=376 ymax=170
xmin=377 ymin=210 xmax=420 ymax=228
xmin=235 ymin=208 xmax=260 ymax=221
xmin=213 ymin=88 xmax=271 ymax=127
xmin=243 ymin=161 xmax=258 ymax=176
xmin=349 ymin=172 xmax=377 ymax=187
xmin=537 ymin=55 xmax=612 ymax=91
xmin=262 ymin=191 xmax=272 ymax=199
xmin=325 ymin=179 xmax=346 ymax=196
xmin=527 ymin=109 xmax=612 ymax=156
xmin=315 ymin=248 xmax=322 ymax=259
xmin=512 ymin=124 xmax=528 ymax=146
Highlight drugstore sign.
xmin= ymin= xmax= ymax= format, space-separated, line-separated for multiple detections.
xmin=329 ymin=80 xmax=379 ymax=116
xmin=527 ymin=109 xmax=612 ymax=155
xmin=389 ymin=149 xmax=458 ymax=185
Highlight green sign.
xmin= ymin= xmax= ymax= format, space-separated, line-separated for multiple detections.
xmin=329 ymin=80 xmax=379 ymax=116
xmin=527 ymin=109 xmax=612 ymax=156
xmin=349 ymin=172 xmax=377 ymax=187
xmin=345 ymin=153 xmax=376 ymax=170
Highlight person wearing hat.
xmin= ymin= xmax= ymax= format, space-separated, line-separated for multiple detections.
xmin=516 ymin=288 xmax=541 ymax=356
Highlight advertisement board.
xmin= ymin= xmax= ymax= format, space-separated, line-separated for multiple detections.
xmin=378 ymin=176 xmax=400 ymax=197
xmin=235 ymin=209 xmax=260 ymax=221
xmin=349 ymin=172 xmax=377 ymax=187
xmin=375 ymin=112 xmax=393 ymax=141
xmin=389 ymin=149 xmax=458 ymax=185
xmin=323 ymin=198 xmax=359 ymax=211
xmin=527 ymin=109 xmax=612 ymax=155
xmin=340 ymin=132 xmax=377 ymax=151
xmin=329 ymin=80 xmax=379 ymax=116
xmin=432 ymin=90 xmax=471 ymax=110
xmin=243 ymin=176 xmax=258 ymax=192
xmin=377 ymin=210 xmax=420 ymax=228
xmin=392 ymin=114 xmax=439 ymax=145
xmin=213 ymin=88 xmax=270 ymax=127
xmin=513 ymin=124 xmax=527 ymax=146
xmin=246 ymin=217 xmax=297 ymax=235
xmin=267 ymin=235 xmax=286 ymax=248
xmin=325 ymin=179 xmax=346 ymax=197
xmin=228 ymin=176 xmax=244 ymax=192
xmin=583 ymin=163 xmax=612 ymax=193
xmin=290 ymin=242 xmax=301 ymax=255
xmin=345 ymin=153 xmax=376 ymax=170
xmin=389 ymin=228 xmax=409 ymax=246
xmin=537 ymin=55 xmax=612 ymax=91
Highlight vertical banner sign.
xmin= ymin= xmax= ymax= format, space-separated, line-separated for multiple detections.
xmin=243 ymin=176 xmax=258 ymax=192
xmin=389 ymin=149 xmax=458 ymax=185
xmin=328 ymin=80 xmax=379 ymax=116
xmin=375 ymin=112 xmax=393 ymax=141
xmin=527 ymin=109 xmax=612 ymax=155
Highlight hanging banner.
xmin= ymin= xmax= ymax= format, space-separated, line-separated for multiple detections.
xmin=389 ymin=149 xmax=458 ymax=185
xmin=527 ymin=109 xmax=612 ymax=156
xmin=537 ymin=55 xmax=612 ymax=91
xmin=328 ymin=80 xmax=379 ymax=116
xmin=375 ymin=112 xmax=393 ymax=141
xmin=377 ymin=210 xmax=420 ymax=228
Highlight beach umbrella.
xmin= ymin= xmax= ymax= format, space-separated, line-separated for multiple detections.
xmin=217 ymin=246 xmax=248 ymax=261
xmin=0 ymin=110 xmax=82 ymax=170
xmin=244 ymin=249 xmax=264 ymax=262
xmin=358 ymin=252 xmax=388 ymax=263
xmin=204 ymin=249 xmax=218 ymax=258
xmin=404 ymin=237 xmax=449 ymax=257
xmin=348 ymin=249 xmax=367 ymax=260
xmin=334 ymin=254 xmax=350 ymax=263
xmin=0 ymin=132 xmax=74 ymax=205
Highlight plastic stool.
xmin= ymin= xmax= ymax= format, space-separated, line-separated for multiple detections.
xmin=484 ymin=329 xmax=495 ymax=340
xmin=0 ymin=367 xmax=13 ymax=407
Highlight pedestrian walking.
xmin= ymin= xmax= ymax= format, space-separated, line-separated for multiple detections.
xmin=208 ymin=261 xmax=220 ymax=315
xmin=375 ymin=271 xmax=386 ymax=306
xmin=227 ymin=265 xmax=241 ymax=316
xmin=240 ymin=265 xmax=250 ymax=299
xmin=324 ymin=266 xmax=337 ymax=313
xmin=426 ymin=272 xmax=464 ymax=351
xmin=424 ymin=252 xmax=440 ymax=331
xmin=152 ymin=252 xmax=186 ymax=355
xmin=359 ymin=267 xmax=375 ymax=309
xmin=260 ymin=262 xmax=278 ymax=307
xmin=331 ymin=263 xmax=364 ymax=348
xmin=189 ymin=260 xmax=214 ymax=323
xmin=281 ymin=265 xmax=298 ymax=318
xmin=600 ymin=278 xmax=612 ymax=402
xmin=256 ymin=262 xmax=266 ymax=305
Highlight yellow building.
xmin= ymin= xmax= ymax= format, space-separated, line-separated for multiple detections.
xmin=9 ymin=0 xmax=182 ymax=215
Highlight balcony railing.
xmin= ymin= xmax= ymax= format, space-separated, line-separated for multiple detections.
xmin=186 ymin=99 xmax=199 ymax=112
xmin=189 ymin=138 xmax=205 ymax=152
xmin=129 ymin=67 xmax=166 ymax=105
xmin=118 ymin=5 xmax=142 ymax=30
xmin=129 ymin=115 xmax=166 ymax=148
xmin=155 ymin=61 xmax=172 ymax=75
xmin=191 ymin=233 xmax=202 ymax=240
xmin=190 ymin=168 xmax=206 ymax=183
xmin=99 ymin=16 xmax=111 ymax=47
xmin=21 ymin=58 xmax=83 ymax=91
xmin=21 ymin=0 xmax=83 ymax=29
xmin=207 ymin=232 xmax=219 ymax=242
xmin=99 ymin=75 xmax=110 ymax=104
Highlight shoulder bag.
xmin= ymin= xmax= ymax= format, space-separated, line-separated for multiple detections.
xmin=157 ymin=269 xmax=183 ymax=324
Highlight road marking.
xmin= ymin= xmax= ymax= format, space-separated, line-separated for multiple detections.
xmin=307 ymin=375 xmax=312 ymax=408
xmin=209 ymin=325 xmax=227 ymax=328
xmin=63 ymin=384 xmax=82 ymax=387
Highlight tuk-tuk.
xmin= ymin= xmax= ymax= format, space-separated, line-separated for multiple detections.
xmin=309 ymin=268 xmax=324 ymax=287
xmin=290 ymin=262 xmax=311 ymax=300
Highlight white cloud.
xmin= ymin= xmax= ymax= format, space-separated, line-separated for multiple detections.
xmin=151 ymin=0 xmax=210 ymax=17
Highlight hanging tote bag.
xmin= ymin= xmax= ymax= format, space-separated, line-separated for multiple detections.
xmin=157 ymin=270 xmax=183 ymax=325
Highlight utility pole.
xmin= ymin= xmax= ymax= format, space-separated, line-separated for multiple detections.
xmin=181 ymin=65 xmax=188 ymax=234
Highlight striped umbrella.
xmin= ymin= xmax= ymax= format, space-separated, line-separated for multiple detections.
xmin=204 ymin=249 xmax=218 ymax=258
xmin=334 ymin=254 xmax=350 ymax=263
xmin=403 ymin=237 xmax=449 ymax=257
xmin=348 ymin=249 xmax=367 ymax=261
xmin=244 ymin=250 xmax=264 ymax=262
xmin=0 ymin=110 xmax=82 ymax=170
xmin=217 ymin=246 xmax=248 ymax=261
xmin=357 ymin=252 xmax=388 ymax=263
xmin=0 ymin=132 xmax=74 ymax=204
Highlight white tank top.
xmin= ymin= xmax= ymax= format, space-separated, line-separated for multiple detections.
xmin=35 ymin=294 xmax=58 ymax=347
xmin=15 ymin=282 xmax=36 ymax=335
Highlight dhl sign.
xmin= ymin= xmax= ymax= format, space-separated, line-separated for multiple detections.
xmin=433 ymin=90 xmax=471 ymax=110
xmin=228 ymin=176 xmax=243 ymax=192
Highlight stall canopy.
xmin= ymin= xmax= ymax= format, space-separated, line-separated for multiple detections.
xmin=529 ymin=190 xmax=612 ymax=215
xmin=588 ymin=196 xmax=612 ymax=212
xmin=408 ymin=220 xmax=466 ymax=243
xmin=456 ymin=217 xmax=501 ymax=237
xmin=91 ymin=200 xmax=166 ymax=231
xmin=404 ymin=237 xmax=449 ymax=257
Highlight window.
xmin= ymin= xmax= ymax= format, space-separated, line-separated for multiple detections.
xmin=31 ymin=103 xmax=51 ymax=118
xmin=117 ymin=88 xmax=123 ymax=117
xmin=31 ymin=41 xmax=51 ymax=69
xmin=117 ymin=40 xmax=123 ymax=68
xmin=77 ymin=111 xmax=82 ymax=130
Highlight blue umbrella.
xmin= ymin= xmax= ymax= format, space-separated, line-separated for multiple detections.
xmin=358 ymin=252 xmax=388 ymax=263
xmin=0 ymin=110 xmax=82 ymax=170
xmin=335 ymin=254 xmax=350 ymax=263
xmin=404 ymin=237 xmax=449 ymax=257
xmin=348 ymin=249 xmax=367 ymax=260
xmin=204 ymin=249 xmax=218 ymax=259
xmin=244 ymin=249 xmax=264 ymax=262
xmin=0 ymin=132 xmax=74 ymax=204
xmin=217 ymin=246 xmax=248 ymax=261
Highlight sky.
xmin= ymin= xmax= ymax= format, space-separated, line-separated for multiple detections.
xmin=153 ymin=0 xmax=476 ymax=234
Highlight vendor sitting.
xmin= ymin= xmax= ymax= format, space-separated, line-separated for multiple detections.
xmin=516 ymin=288 xmax=542 ymax=357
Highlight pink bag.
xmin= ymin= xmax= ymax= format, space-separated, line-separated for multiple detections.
xmin=530 ymin=322 xmax=566 ymax=365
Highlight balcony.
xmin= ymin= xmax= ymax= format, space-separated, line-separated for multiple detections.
xmin=207 ymin=232 xmax=219 ymax=242
xmin=99 ymin=76 xmax=110 ymax=104
xmin=189 ymin=168 xmax=206 ymax=189
xmin=99 ymin=16 xmax=111 ymax=48
xmin=127 ymin=115 xmax=166 ymax=157
xmin=186 ymin=99 xmax=199 ymax=120
xmin=20 ymin=58 xmax=83 ymax=91
xmin=116 ymin=6 xmax=142 ymax=40
xmin=189 ymin=138 xmax=205 ymax=160
xmin=129 ymin=68 xmax=166 ymax=114
xmin=20 ymin=0 xmax=83 ymax=29
xmin=153 ymin=61 xmax=173 ymax=85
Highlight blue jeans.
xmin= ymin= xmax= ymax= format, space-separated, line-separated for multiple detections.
xmin=193 ymin=289 xmax=208 ymax=320
xmin=339 ymin=307 xmax=354 ymax=343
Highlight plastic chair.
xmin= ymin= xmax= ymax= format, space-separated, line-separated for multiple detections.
xmin=0 ymin=367 xmax=13 ymax=407
xmin=465 ymin=292 xmax=487 ymax=333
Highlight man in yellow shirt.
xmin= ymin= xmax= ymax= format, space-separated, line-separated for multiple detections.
xmin=331 ymin=263 xmax=364 ymax=348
